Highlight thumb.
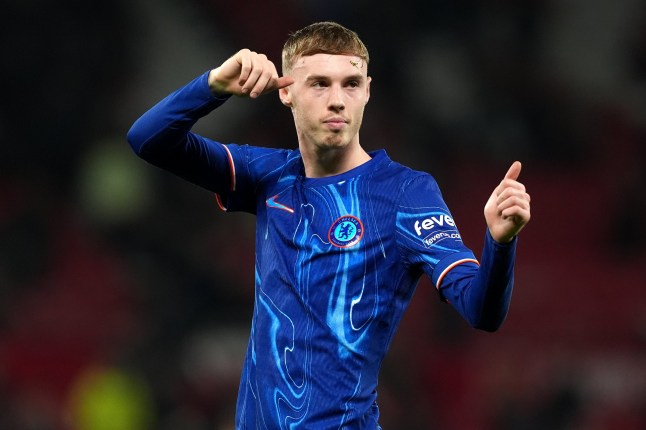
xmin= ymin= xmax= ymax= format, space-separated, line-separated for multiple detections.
xmin=504 ymin=161 xmax=522 ymax=181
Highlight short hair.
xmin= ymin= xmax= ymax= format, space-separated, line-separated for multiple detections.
xmin=282 ymin=21 xmax=369 ymax=74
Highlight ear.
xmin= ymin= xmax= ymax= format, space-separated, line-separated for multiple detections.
xmin=365 ymin=76 xmax=372 ymax=104
xmin=279 ymin=87 xmax=292 ymax=107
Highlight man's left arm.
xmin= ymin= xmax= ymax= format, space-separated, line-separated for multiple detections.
xmin=440 ymin=161 xmax=531 ymax=331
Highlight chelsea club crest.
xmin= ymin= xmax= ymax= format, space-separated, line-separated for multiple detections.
xmin=328 ymin=215 xmax=364 ymax=248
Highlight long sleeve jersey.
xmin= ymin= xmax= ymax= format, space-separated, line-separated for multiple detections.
xmin=127 ymin=71 xmax=517 ymax=429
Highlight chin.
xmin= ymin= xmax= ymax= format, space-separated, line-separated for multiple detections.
xmin=323 ymin=132 xmax=352 ymax=147
xmin=320 ymin=139 xmax=350 ymax=150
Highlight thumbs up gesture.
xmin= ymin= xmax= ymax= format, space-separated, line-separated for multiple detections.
xmin=484 ymin=161 xmax=531 ymax=243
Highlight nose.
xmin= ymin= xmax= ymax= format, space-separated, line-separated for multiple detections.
xmin=327 ymin=84 xmax=345 ymax=111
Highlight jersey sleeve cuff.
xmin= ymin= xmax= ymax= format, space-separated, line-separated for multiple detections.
xmin=198 ymin=70 xmax=232 ymax=103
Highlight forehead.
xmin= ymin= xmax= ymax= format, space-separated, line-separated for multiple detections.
xmin=291 ymin=53 xmax=368 ymax=77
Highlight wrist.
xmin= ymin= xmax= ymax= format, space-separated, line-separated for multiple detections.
xmin=488 ymin=228 xmax=516 ymax=245
xmin=208 ymin=67 xmax=228 ymax=97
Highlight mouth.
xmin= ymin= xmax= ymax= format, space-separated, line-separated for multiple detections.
xmin=323 ymin=117 xmax=348 ymax=130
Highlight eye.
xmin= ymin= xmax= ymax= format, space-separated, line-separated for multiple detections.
xmin=346 ymin=80 xmax=360 ymax=88
xmin=312 ymin=80 xmax=328 ymax=88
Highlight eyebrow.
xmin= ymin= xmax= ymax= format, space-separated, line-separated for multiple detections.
xmin=305 ymin=74 xmax=366 ymax=83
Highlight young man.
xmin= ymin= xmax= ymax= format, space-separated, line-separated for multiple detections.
xmin=128 ymin=21 xmax=530 ymax=429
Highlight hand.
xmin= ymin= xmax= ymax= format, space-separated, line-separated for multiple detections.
xmin=484 ymin=161 xmax=531 ymax=243
xmin=208 ymin=49 xmax=294 ymax=98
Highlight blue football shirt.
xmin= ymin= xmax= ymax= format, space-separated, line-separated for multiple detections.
xmin=127 ymin=72 xmax=517 ymax=430
xmin=216 ymin=144 xmax=479 ymax=428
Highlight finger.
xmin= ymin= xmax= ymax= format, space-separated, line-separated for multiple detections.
xmin=497 ymin=192 xmax=530 ymax=209
xmin=237 ymin=54 xmax=252 ymax=93
xmin=501 ymin=205 xmax=531 ymax=224
xmin=504 ymin=161 xmax=522 ymax=181
xmin=250 ymin=61 xmax=282 ymax=98
xmin=240 ymin=53 xmax=266 ymax=94
xmin=492 ymin=161 xmax=524 ymax=198
xmin=498 ymin=195 xmax=531 ymax=215
xmin=251 ymin=68 xmax=294 ymax=97
xmin=496 ymin=187 xmax=528 ymax=206
xmin=276 ymin=76 xmax=295 ymax=89
xmin=493 ymin=179 xmax=525 ymax=202
xmin=251 ymin=75 xmax=294 ymax=98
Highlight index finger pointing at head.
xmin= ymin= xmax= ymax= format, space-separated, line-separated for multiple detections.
xmin=275 ymin=76 xmax=294 ymax=89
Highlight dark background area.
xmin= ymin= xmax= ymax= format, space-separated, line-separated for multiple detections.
xmin=1 ymin=0 xmax=645 ymax=429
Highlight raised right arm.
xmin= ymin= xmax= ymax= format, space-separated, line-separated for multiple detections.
xmin=126 ymin=50 xmax=293 ymax=193
xmin=127 ymin=72 xmax=233 ymax=193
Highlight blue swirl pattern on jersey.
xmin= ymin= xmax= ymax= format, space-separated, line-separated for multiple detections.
xmin=219 ymin=146 xmax=477 ymax=429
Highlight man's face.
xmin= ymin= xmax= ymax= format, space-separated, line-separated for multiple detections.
xmin=280 ymin=53 xmax=371 ymax=152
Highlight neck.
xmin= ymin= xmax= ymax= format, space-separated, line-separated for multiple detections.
xmin=301 ymin=143 xmax=371 ymax=178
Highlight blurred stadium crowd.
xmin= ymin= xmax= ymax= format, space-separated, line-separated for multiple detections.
xmin=1 ymin=0 xmax=645 ymax=429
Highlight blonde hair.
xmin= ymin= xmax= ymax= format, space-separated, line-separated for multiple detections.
xmin=282 ymin=21 xmax=369 ymax=74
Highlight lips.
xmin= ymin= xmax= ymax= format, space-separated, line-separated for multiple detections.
xmin=323 ymin=117 xmax=348 ymax=130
